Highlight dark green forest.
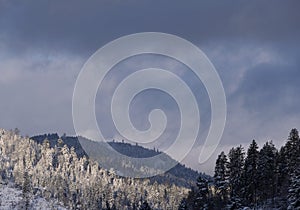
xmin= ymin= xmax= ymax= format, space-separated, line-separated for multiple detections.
xmin=179 ymin=128 xmax=300 ymax=210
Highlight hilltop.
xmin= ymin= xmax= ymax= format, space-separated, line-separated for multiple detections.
xmin=31 ymin=133 xmax=210 ymax=187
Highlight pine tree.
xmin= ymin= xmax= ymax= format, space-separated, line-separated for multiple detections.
xmin=286 ymin=129 xmax=300 ymax=210
xmin=227 ymin=145 xmax=244 ymax=208
xmin=179 ymin=188 xmax=196 ymax=210
xmin=195 ymin=176 xmax=210 ymax=209
xmin=214 ymin=151 xmax=229 ymax=206
xmin=178 ymin=197 xmax=188 ymax=210
xmin=277 ymin=146 xmax=290 ymax=197
xmin=286 ymin=129 xmax=300 ymax=174
xmin=243 ymin=139 xmax=259 ymax=206
xmin=257 ymin=141 xmax=277 ymax=204
xmin=278 ymin=129 xmax=300 ymax=201
xmin=178 ymin=175 xmax=211 ymax=210
xmin=288 ymin=166 xmax=300 ymax=209
xmin=22 ymin=170 xmax=31 ymax=210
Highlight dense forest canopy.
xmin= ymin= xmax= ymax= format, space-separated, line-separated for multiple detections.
xmin=180 ymin=128 xmax=300 ymax=210
xmin=0 ymin=128 xmax=189 ymax=209
xmin=1 ymin=128 xmax=300 ymax=209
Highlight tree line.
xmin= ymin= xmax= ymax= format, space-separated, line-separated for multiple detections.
xmin=0 ymin=129 xmax=188 ymax=209
xmin=179 ymin=128 xmax=300 ymax=209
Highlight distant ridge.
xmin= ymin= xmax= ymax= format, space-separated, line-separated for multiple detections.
xmin=31 ymin=133 xmax=211 ymax=187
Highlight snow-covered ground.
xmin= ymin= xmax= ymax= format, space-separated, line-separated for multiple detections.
xmin=0 ymin=183 xmax=66 ymax=210
xmin=0 ymin=182 xmax=22 ymax=209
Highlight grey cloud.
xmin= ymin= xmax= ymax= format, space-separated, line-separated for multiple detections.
xmin=237 ymin=63 xmax=300 ymax=115
xmin=1 ymin=0 xmax=300 ymax=174
xmin=0 ymin=52 xmax=83 ymax=136
xmin=1 ymin=0 xmax=299 ymax=55
xmin=95 ymin=54 xmax=211 ymax=151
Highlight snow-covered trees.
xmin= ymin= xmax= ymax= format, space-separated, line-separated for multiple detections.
xmin=22 ymin=170 xmax=31 ymax=210
xmin=257 ymin=141 xmax=277 ymax=204
xmin=2 ymin=127 xmax=300 ymax=209
xmin=277 ymin=128 xmax=300 ymax=209
xmin=286 ymin=129 xmax=300 ymax=173
xmin=178 ymin=175 xmax=211 ymax=210
xmin=227 ymin=145 xmax=244 ymax=208
xmin=288 ymin=166 xmax=300 ymax=209
xmin=214 ymin=151 xmax=229 ymax=206
xmin=195 ymin=176 xmax=210 ymax=209
xmin=286 ymin=129 xmax=300 ymax=209
xmin=139 ymin=200 xmax=151 ymax=210
xmin=179 ymin=128 xmax=300 ymax=209
xmin=243 ymin=139 xmax=259 ymax=206
xmin=0 ymin=128 xmax=188 ymax=209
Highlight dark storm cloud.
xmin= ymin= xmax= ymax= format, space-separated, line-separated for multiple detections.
xmin=0 ymin=0 xmax=300 ymax=174
xmin=237 ymin=63 xmax=300 ymax=116
xmin=1 ymin=0 xmax=299 ymax=55
xmin=218 ymin=47 xmax=300 ymax=145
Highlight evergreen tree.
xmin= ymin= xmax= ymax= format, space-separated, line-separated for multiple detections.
xmin=22 ymin=170 xmax=31 ymax=210
xmin=180 ymin=188 xmax=196 ymax=210
xmin=178 ymin=198 xmax=188 ymax=210
xmin=288 ymin=166 xmax=300 ymax=209
xmin=179 ymin=176 xmax=211 ymax=210
xmin=286 ymin=129 xmax=300 ymax=174
xmin=257 ymin=141 xmax=277 ymax=205
xmin=243 ymin=140 xmax=259 ymax=206
xmin=227 ymin=145 xmax=244 ymax=208
xmin=214 ymin=151 xmax=229 ymax=206
xmin=278 ymin=129 xmax=300 ymax=199
xmin=277 ymin=146 xmax=290 ymax=197
xmin=195 ymin=176 xmax=210 ymax=209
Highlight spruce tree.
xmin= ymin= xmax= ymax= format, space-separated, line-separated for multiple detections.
xmin=286 ymin=129 xmax=300 ymax=174
xmin=195 ymin=176 xmax=210 ymax=209
xmin=288 ymin=166 xmax=300 ymax=209
xmin=277 ymin=146 xmax=290 ymax=197
xmin=286 ymin=129 xmax=300 ymax=209
xmin=243 ymin=140 xmax=259 ymax=206
xmin=214 ymin=151 xmax=229 ymax=206
xmin=227 ymin=146 xmax=244 ymax=208
xmin=180 ymin=188 xmax=196 ymax=210
xmin=257 ymin=141 xmax=277 ymax=204
xmin=22 ymin=170 xmax=31 ymax=210
xmin=178 ymin=198 xmax=188 ymax=210
xmin=278 ymin=129 xmax=300 ymax=201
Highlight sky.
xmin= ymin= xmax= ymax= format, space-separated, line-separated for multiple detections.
xmin=0 ymin=0 xmax=300 ymax=175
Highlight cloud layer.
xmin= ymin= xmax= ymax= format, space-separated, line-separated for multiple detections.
xmin=1 ymin=0 xmax=299 ymax=174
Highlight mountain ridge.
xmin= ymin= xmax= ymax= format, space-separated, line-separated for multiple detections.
xmin=30 ymin=133 xmax=210 ymax=187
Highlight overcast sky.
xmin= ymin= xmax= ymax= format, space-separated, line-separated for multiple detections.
xmin=0 ymin=0 xmax=299 ymax=175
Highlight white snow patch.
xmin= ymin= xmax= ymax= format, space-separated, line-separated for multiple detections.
xmin=0 ymin=183 xmax=67 ymax=210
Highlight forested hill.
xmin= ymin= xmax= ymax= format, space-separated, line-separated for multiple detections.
xmin=31 ymin=134 xmax=209 ymax=187
xmin=0 ymin=128 xmax=189 ymax=209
